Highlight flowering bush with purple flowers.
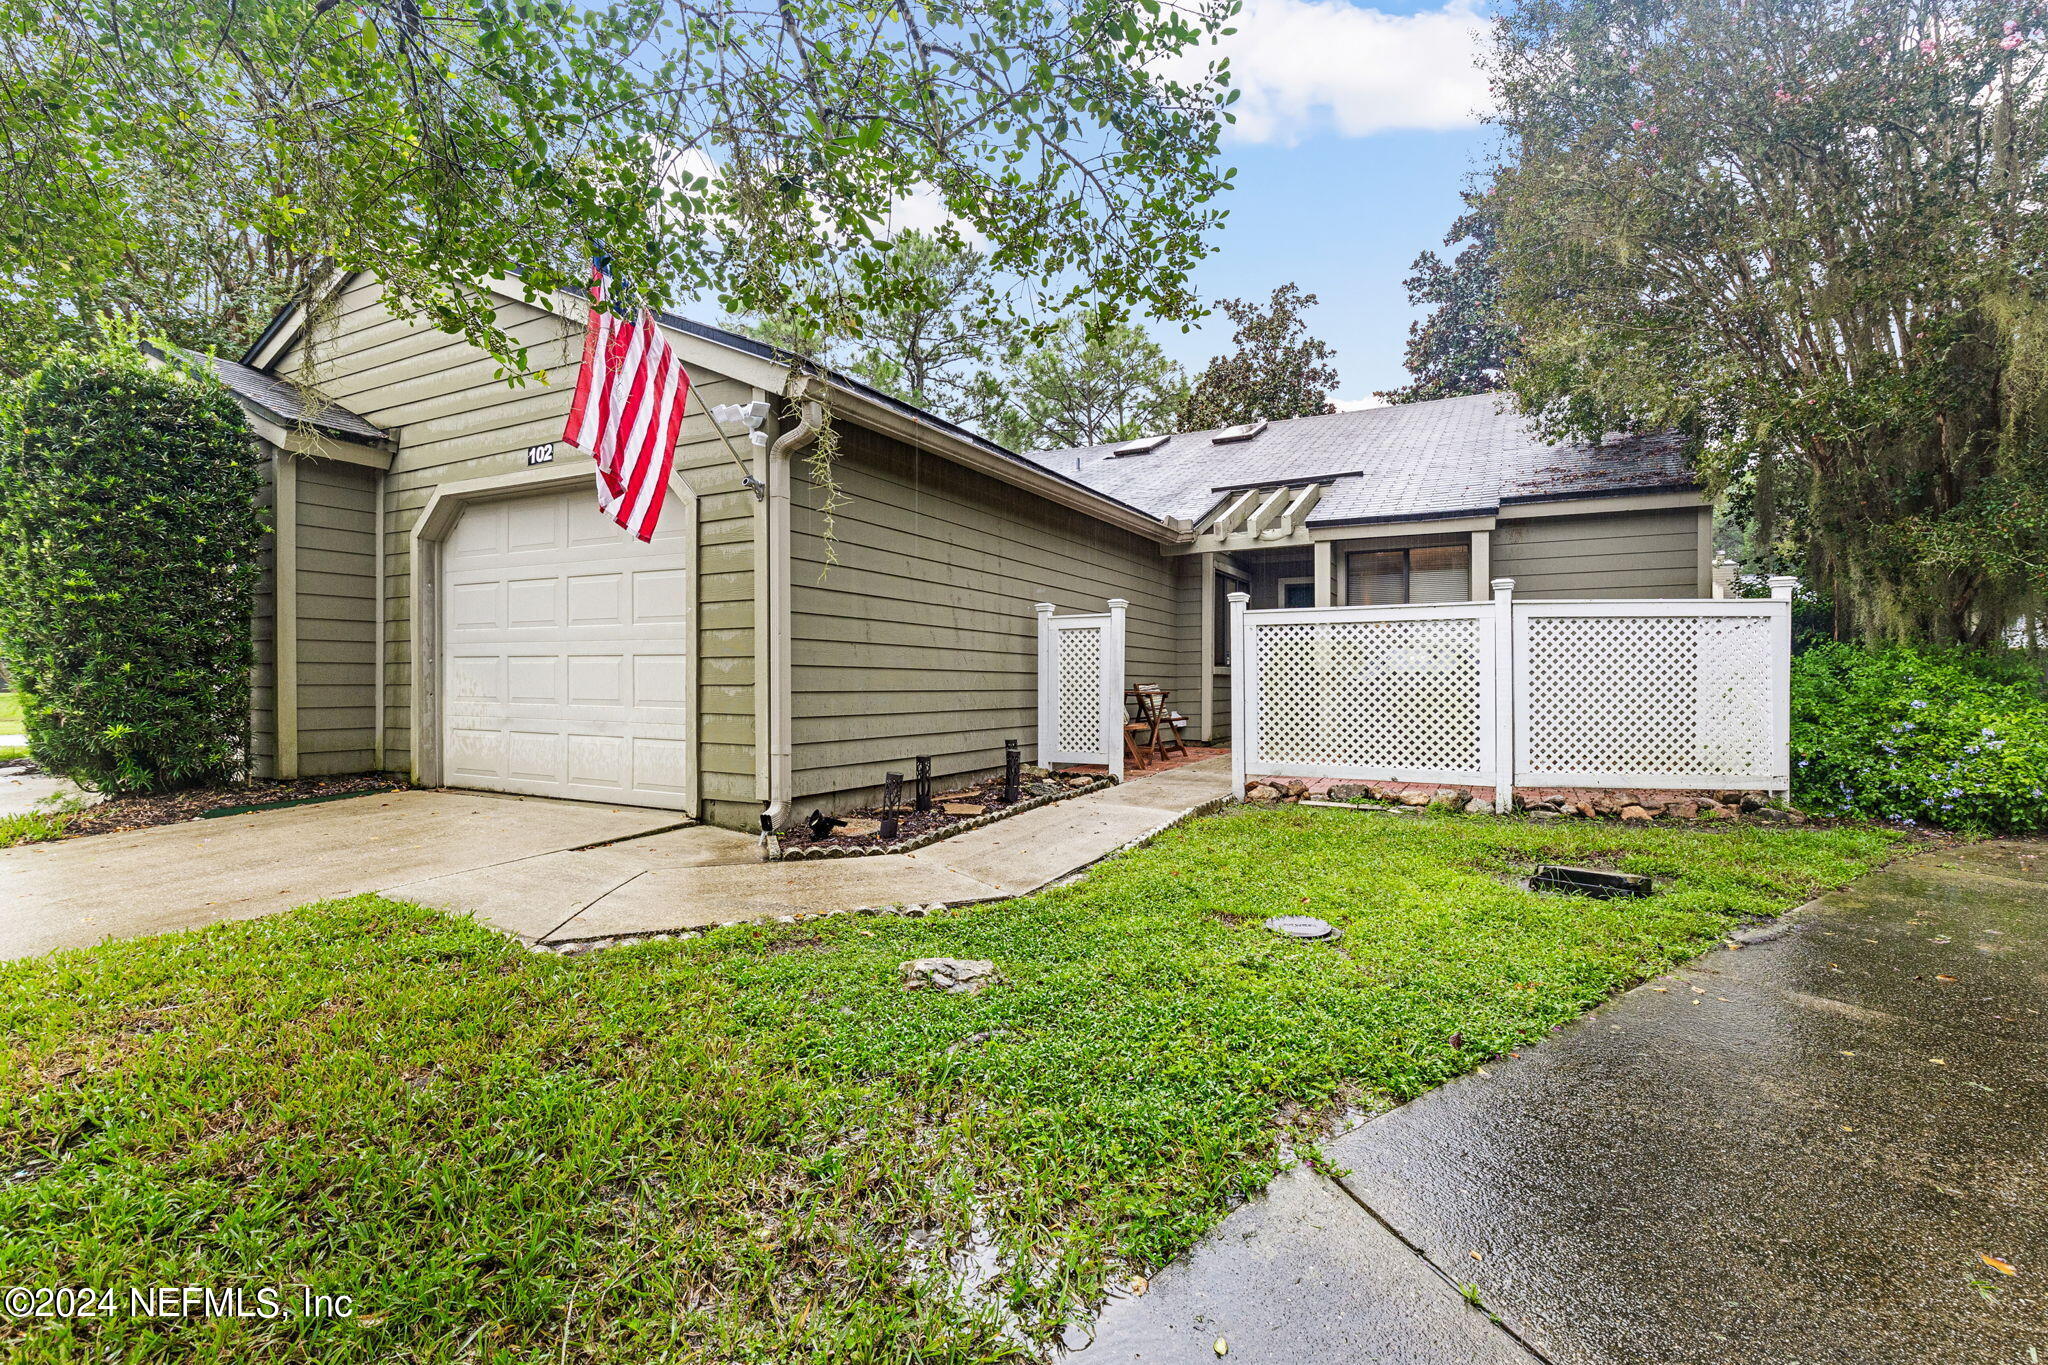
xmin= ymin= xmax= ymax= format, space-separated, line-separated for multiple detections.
xmin=1791 ymin=644 xmax=2048 ymax=832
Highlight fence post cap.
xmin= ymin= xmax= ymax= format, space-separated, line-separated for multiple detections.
xmin=1490 ymin=576 xmax=1516 ymax=595
xmin=1033 ymin=601 xmax=1056 ymax=616
xmin=1226 ymin=590 xmax=1250 ymax=605
xmin=1107 ymin=598 xmax=1129 ymax=609
xmin=1766 ymin=575 xmax=1800 ymax=599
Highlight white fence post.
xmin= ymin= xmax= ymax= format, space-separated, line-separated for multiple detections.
xmin=1491 ymin=576 xmax=1516 ymax=813
xmin=1033 ymin=601 xmax=1056 ymax=768
xmin=1105 ymin=598 xmax=1128 ymax=782
xmin=1228 ymin=591 xmax=1250 ymax=798
xmin=1768 ymin=576 xmax=1799 ymax=798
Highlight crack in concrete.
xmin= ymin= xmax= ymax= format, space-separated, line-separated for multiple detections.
xmin=1319 ymin=1165 xmax=1557 ymax=1365
xmin=536 ymin=870 xmax=651 ymax=943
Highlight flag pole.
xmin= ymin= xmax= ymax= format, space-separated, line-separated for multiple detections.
xmin=683 ymin=371 xmax=768 ymax=501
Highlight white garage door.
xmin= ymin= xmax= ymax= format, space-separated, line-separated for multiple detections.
xmin=440 ymin=486 xmax=691 ymax=809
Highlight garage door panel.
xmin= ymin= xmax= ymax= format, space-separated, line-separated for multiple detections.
xmin=447 ymin=727 xmax=508 ymax=780
xmin=633 ymin=569 xmax=688 ymax=624
xmin=450 ymin=581 xmax=504 ymax=631
xmin=440 ymin=486 xmax=692 ymax=811
xmin=507 ymin=495 xmax=562 ymax=550
xmin=632 ymin=654 xmax=689 ymax=705
xmin=506 ymin=577 xmax=559 ymax=627
xmin=566 ymin=654 xmax=625 ymax=704
xmin=506 ymin=655 xmax=562 ymax=705
xmin=632 ymin=737 xmax=690 ymax=793
xmin=507 ymin=731 xmax=566 ymax=781
xmin=448 ymin=654 xmax=503 ymax=702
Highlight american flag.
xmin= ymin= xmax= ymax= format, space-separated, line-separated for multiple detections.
xmin=561 ymin=263 xmax=689 ymax=542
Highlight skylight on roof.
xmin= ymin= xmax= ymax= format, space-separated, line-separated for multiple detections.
xmin=1211 ymin=419 xmax=1268 ymax=445
xmin=1111 ymin=434 xmax=1169 ymax=457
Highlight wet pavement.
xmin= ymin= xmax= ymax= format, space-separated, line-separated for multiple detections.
xmin=1078 ymin=838 xmax=2047 ymax=1364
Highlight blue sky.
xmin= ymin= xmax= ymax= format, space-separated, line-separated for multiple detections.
xmin=1144 ymin=0 xmax=1500 ymax=404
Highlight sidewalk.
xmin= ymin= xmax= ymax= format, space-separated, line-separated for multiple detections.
xmin=394 ymin=757 xmax=1236 ymax=943
xmin=1076 ymin=836 xmax=2048 ymax=1363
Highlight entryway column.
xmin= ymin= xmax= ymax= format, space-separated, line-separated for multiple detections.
xmin=1313 ymin=539 xmax=1335 ymax=607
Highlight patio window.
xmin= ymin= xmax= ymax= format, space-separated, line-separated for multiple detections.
xmin=1344 ymin=543 xmax=1471 ymax=605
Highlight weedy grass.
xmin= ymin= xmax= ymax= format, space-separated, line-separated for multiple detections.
xmin=0 ymin=691 xmax=22 ymax=729
xmin=0 ymin=807 xmax=67 ymax=847
xmin=0 ymin=807 xmax=1900 ymax=1361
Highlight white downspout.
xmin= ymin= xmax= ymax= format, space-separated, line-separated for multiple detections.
xmin=758 ymin=384 xmax=822 ymax=844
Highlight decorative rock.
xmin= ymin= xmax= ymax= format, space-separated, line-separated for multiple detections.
xmin=1620 ymin=804 xmax=1653 ymax=824
xmin=1668 ymin=800 xmax=1700 ymax=820
xmin=1327 ymin=783 xmax=1371 ymax=803
xmin=1263 ymin=915 xmax=1338 ymax=941
xmin=1399 ymin=791 xmax=1432 ymax=807
xmin=1245 ymin=783 xmax=1282 ymax=802
xmin=1738 ymin=793 xmax=1766 ymax=813
xmin=901 ymin=957 xmax=999 ymax=995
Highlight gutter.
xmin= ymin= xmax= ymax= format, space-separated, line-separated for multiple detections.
xmin=758 ymin=379 xmax=823 ymax=847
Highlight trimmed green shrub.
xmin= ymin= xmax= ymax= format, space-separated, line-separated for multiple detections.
xmin=1790 ymin=642 xmax=2048 ymax=832
xmin=0 ymin=333 xmax=264 ymax=791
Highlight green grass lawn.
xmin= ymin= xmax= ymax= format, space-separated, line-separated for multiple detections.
xmin=0 ymin=690 xmax=25 ymax=762
xmin=0 ymin=807 xmax=1902 ymax=1362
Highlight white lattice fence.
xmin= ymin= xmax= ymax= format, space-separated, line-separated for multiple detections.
xmin=1230 ymin=580 xmax=1792 ymax=804
xmin=1035 ymin=600 xmax=1127 ymax=776
xmin=1238 ymin=605 xmax=1498 ymax=784
xmin=1514 ymin=603 xmax=1787 ymax=789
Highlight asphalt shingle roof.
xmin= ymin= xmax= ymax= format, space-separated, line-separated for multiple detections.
xmin=1021 ymin=392 xmax=1695 ymax=529
xmin=182 ymin=349 xmax=387 ymax=441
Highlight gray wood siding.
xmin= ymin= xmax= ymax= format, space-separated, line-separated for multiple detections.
xmin=788 ymin=423 xmax=1190 ymax=812
xmin=250 ymin=451 xmax=280 ymax=777
xmin=1492 ymin=507 xmax=1706 ymax=599
xmin=292 ymin=457 xmax=380 ymax=774
xmin=272 ymin=274 xmax=764 ymax=827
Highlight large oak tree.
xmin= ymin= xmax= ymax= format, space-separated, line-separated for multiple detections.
xmin=1489 ymin=0 xmax=2048 ymax=643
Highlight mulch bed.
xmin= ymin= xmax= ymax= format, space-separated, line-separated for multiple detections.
xmin=57 ymin=774 xmax=408 ymax=840
xmin=776 ymin=770 xmax=1105 ymax=855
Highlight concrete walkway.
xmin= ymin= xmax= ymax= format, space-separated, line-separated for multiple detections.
xmin=396 ymin=757 xmax=1235 ymax=943
xmin=2 ymin=759 xmax=1234 ymax=958
xmin=1077 ymin=837 xmax=2048 ymax=1364
xmin=0 ymin=791 xmax=690 ymax=959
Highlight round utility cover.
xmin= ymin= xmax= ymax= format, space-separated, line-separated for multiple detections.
xmin=1264 ymin=915 xmax=1337 ymax=940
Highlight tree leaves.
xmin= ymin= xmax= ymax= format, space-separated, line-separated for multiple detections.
xmin=1487 ymin=0 xmax=2048 ymax=644
xmin=2 ymin=0 xmax=1241 ymax=373
xmin=1180 ymin=284 xmax=1338 ymax=430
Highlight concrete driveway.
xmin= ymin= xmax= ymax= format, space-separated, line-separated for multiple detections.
xmin=2 ymin=759 xmax=1236 ymax=960
xmin=0 ymin=790 xmax=695 ymax=959
xmin=1080 ymin=836 xmax=2048 ymax=1363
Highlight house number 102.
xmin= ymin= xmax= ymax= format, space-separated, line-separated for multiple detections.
xmin=526 ymin=442 xmax=555 ymax=466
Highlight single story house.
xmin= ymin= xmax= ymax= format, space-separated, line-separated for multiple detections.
xmin=212 ymin=274 xmax=1710 ymax=832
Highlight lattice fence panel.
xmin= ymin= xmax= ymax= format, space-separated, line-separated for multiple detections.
xmin=1054 ymin=625 xmax=1105 ymax=756
xmin=1519 ymin=613 xmax=1777 ymax=781
xmin=1252 ymin=616 xmax=1487 ymax=775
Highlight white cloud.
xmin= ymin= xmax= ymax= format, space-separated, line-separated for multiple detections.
xmin=1203 ymin=0 xmax=1492 ymax=144
xmin=880 ymin=184 xmax=987 ymax=248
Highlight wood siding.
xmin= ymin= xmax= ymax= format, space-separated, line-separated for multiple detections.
xmin=787 ymin=423 xmax=1197 ymax=812
xmin=1492 ymin=507 xmax=1706 ymax=599
xmin=271 ymin=274 xmax=764 ymax=828
xmin=292 ymin=457 xmax=381 ymax=774
xmin=250 ymin=452 xmax=280 ymax=777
